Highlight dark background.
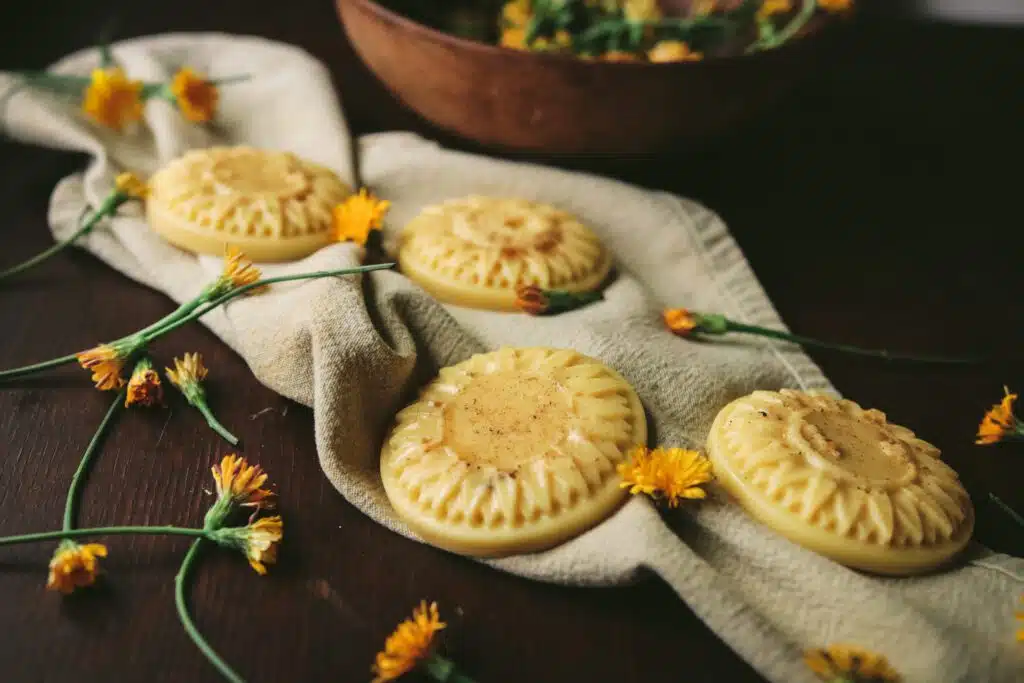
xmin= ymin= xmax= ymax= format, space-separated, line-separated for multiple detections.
xmin=0 ymin=1 xmax=1021 ymax=682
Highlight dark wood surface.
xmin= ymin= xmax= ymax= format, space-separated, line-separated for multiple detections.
xmin=0 ymin=2 xmax=1021 ymax=682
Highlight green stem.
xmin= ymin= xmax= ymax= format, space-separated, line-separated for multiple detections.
xmin=0 ymin=526 xmax=209 ymax=547
xmin=196 ymin=401 xmax=239 ymax=446
xmin=749 ymin=0 xmax=816 ymax=51
xmin=0 ymin=193 xmax=124 ymax=283
xmin=423 ymin=654 xmax=478 ymax=683
xmin=0 ymin=352 xmax=82 ymax=381
xmin=175 ymin=540 xmax=247 ymax=683
xmin=988 ymin=492 xmax=1024 ymax=530
xmin=725 ymin=321 xmax=980 ymax=365
xmin=63 ymin=387 xmax=126 ymax=531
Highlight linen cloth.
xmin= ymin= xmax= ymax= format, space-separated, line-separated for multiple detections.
xmin=1 ymin=34 xmax=1021 ymax=683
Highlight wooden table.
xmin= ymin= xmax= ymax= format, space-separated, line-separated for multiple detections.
xmin=0 ymin=2 xmax=1021 ymax=682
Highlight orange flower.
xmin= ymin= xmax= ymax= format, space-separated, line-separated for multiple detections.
xmin=220 ymin=246 xmax=262 ymax=291
xmin=648 ymin=41 xmax=703 ymax=63
xmin=81 ymin=67 xmax=144 ymax=131
xmin=804 ymin=644 xmax=900 ymax=682
xmin=165 ymin=352 xmax=209 ymax=391
xmin=515 ymin=285 xmax=549 ymax=314
xmin=47 ymin=541 xmax=108 ymax=594
xmin=372 ymin=601 xmax=447 ymax=682
xmin=618 ymin=446 xmax=713 ymax=507
xmin=663 ymin=308 xmax=699 ymax=336
xmin=77 ymin=344 xmax=129 ymax=391
xmin=125 ymin=357 xmax=163 ymax=407
xmin=170 ymin=67 xmax=219 ymax=123
xmin=212 ymin=454 xmax=275 ymax=510
xmin=332 ymin=189 xmax=391 ymax=245
xmin=114 ymin=172 xmax=149 ymax=199
xmin=241 ymin=516 xmax=283 ymax=575
xmin=976 ymin=387 xmax=1022 ymax=445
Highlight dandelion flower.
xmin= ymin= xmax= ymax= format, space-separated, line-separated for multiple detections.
xmin=216 ymin=246 xmax=262 ymax=295
xmin=804 ymin=644 xmax=901 ymax=682
xmin=81 ymin=67 xmax=144 ymax=131
xmin=170 ymin=67 xmax=219 ymax=123
xmin=114 ymin=172 xmax=149 ymax=200
xmin=976 ymin=387 xmax=1022 ymax=445
xmin=165 ymin=352 xmax=209 ymax=391
xmin=77 ymin=344 xmax=129 ymax=391
xmin=373 ymin=601 xmax=446 ymax=683
xmin=125 ymin=356 xmax=163 ymax=407
xmin=618 ymin=446 xmax=713 ymax=507
xmin=46 ymin=541 xmax=108 ymax=594
xmin=210 ymin=516 xmax=283 ymax=575
xmin=663 ymin=308 xmax=700 ymax=336
xmin=332 ymin=189 xmax=391 ymax=245
xmin=212 ymin=454 xmax=274 ymax=510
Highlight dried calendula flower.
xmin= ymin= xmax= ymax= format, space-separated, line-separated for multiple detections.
xmin=332 ymin=189 xmax=391 ymax=245
xmin=81 ymin=67 xmax=144 ymax=131
xmin=618 ymin=446 xmax=713 ymax=507
xmin=204 ymin=454 xmax=276 ymax=528
xmin=125 ymin=356 xmax=163 ymax=407
xmin=166 ymin=352 xmax=238 ymax=445
xmin=663 ymin=308 xmax=702 ymax=336
xmin=170 ymin=67 xmax=219 ymax=123
xmin=46 ymin=541 xmax=108 ymax=594
xmin=976 ymin=387 xmax=1023 ymax=445
xmin=76 ymin=336 xmax=146 ymax=391
xmin=114 ymin=171 xmax=149 ymax=200
xmin=804 ymin=644 xmax=901 ymax=682
xmin=514 ymin=284 xmax=602 ymax=315
xmin=373 ymin=601 xmax=468 ymax=683
xmin=648 ymin=41 xmax=703 ymax=63
xmin=204 ymin=246 xmax=263 ymax=299
xmin=209 ymin=515 xmax=283 ymax=575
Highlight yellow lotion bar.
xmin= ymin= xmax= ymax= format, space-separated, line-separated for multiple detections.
xmin=707 ymin=390 xmax=974 ymax=576
xmin=146 ymin=146 xmax=351 ymax=261
xmin=397 ymin=196 xmax=612 ymax=311
xmin=380 ymin=347 xmax=646 ymax=557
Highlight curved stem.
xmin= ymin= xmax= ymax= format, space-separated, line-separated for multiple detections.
xmin=0 ymin=351 xmax=82 ymax=381
xmin=726 ymin=321 xmax=981 ymax=364
xmin=175 ymin=540 xmax=247 ymax=683
xmin=196 ymin=402 xmax=239 ymax=446
xmin=63 ymin=388 xmax=126 ymax=531
xmin=0 ymin=526 xmax=209 ymax=547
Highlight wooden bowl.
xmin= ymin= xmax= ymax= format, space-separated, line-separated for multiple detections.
xmin=336 ymin=0 xmax=847 ymax=155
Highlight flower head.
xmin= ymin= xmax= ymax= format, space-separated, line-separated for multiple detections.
xmin=372 ymin=601 xmax=447 ymax=683
xmin=47 ymin=541 xmax=108 ymax=594
xmin=818 ymin=0 xmax=853 ymax=12
xmin=332 ymin=189 xmax=391 ymax=245
xmin=114 ymin=172 xmax=149 ymax=200
xmin=648 ymin=41 xmax=703 ymax=63
xmin=170 ymin=67 xmax=219 ymax=123
xmin=210 ymin=516 xmax=283 ymax=575
xmin=757 ymin=0 xmax=793 ymax=19
xmin=515 ymin=285 xmax=549 ymax=314
xmin=212 ymin=454 xmax=275 ymax=510
xmin=618 ymin=446 xmax=713 ymax=507
xmin=502 ymin=0 xmax=532 ymax=27
xmin=804 ymin=645 xmax=901 ymax=682
xmin=165 ymin=352 xmax=208 ymax=390
xmin=81 ymin=67 xmax=144 ymax=131
xmin=215 ymin=246 xmax=262 ymax=296
xmin=976 ymin=387 xmax=1021 ymax=445
xmin=77 ymin=343 xmax=132 ymax=391
xmin=125 ymin=356 xmax=163 ymax=407
xmin=663 ymin=308 xmax=700 ymax=336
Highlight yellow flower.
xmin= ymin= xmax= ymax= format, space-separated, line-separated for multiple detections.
xmin=212 ymin=454 xmax=275 ymax=510
xmin=220 ymin=246 xmax=262 ymax=293
xmin=601 ymin=51 xmax=641 ymax=62
xmin=663 ymin=308 xmax=700 ymax=336
xmin=500 ymin=27 xmax=527 ymax=49
xmin=818 ymin=0 xmax=853 ymax=12
xmin=114 ymin=172 xmax=149 ymax=199
xmin=757 ymin=0 xmax=793 ymax=19
xmin=618 ymin=446 xmax=713 ymax=507
xmin=502 ymin=0 xmax=532 ymax=27
xmin=77 ymin=344 xmax=128 ymax=391
xmin=515 ymin=284 xmax=549 ymax=314
xmin=648 ymin=41 xmax=704 ymax=63
xmin=804 ymin=645 xmax=901 ymax=682
xmin=47 ymin=541 xmax=108 ymax=594
xmin=976 ymin=387 xmax=1021 ymax=445
xmin=242 ymin=516 xmax=283 ymax=575
xmin=331 ymin=189 xmax=391 ymax=245
xmin=165 ymin=352 xmax=209 ymax=391
xmin=81 ymin=67 xmax=144 ymax=131
xmin=125 ymin=357 xmax=162 ymax=407
xmin=372 ymin=601 xmax=446 ymax=683
xmin=170 ymin=67 xmax=219 ymax=123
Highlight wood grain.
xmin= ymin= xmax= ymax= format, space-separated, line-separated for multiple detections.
xmin=0 ymin=2 xmax=1021 ymax=682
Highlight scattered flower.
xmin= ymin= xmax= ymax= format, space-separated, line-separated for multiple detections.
xmin=212 ymin=454 xmax=275 ymax=511
xmin=206 ymin=246 xmax=262 ymax=298
xmin=804 ymin=644 xmax=901 ymax=682
xmin=618 ymin=446 xmax=713 ymax=507
xmin=81 ymin=67 xmax=144 ymax=130
xmin=125 ymin=356 xmax=163 ymax=407
xmin=757 ymin=0 xmax=793 ymax=19
xmin=114 ymin=171 xmax=149 ymax=200
xmin=166 ymin=353 xmax=238 ymax=446
xmin=332 ymin=189 xmax=391 ymax=245
xmin=210 ymin=516 xmax=283 ymax=575
xmin=648 ymin=41 xmax=703 ymax=62
xmin=663 ymin=308 xmax=702 ymax=336
xmin=373 ymin=601 xmax=447 ymax=683
xmin=515 ymin=284 xmax=603 ymax=315
xmin=46 ymin=541 xmax=108 ymax=594
xmin=976 ymin=387 xmax=1023 ymax=445
xmin=77 ymin=337 xmax=145 ymax=391
xmin=170 ymin=67 xmax=219 ymax=123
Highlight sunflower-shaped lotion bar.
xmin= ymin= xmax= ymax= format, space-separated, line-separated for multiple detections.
xmin=381 ymin=347 xmax=647 ymax=557
xmin=707 ymin=390 xmax=974 ymax=575
xmin=146 ymin=146 xmax=351 ymax=261
xmin=397 ymin=197 xmax=612 ymax=311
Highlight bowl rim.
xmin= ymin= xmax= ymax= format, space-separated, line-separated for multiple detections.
xmin=340 ymin=0 xmax=845 ymax=68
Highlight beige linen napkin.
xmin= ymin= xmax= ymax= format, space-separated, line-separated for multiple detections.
xmin=2 ymin=34 xmax=1021 ymax=683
